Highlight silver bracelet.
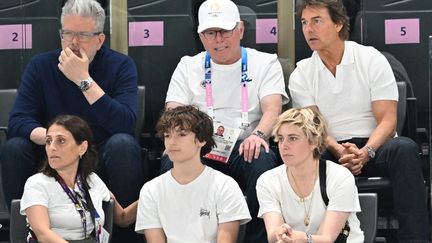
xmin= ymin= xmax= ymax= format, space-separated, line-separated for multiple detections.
xmin=307 ymin=233 xmax=313 ymax=243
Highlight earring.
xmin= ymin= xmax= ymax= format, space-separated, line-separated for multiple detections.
xmin=79 ymin=154 xmax=82 ymax=160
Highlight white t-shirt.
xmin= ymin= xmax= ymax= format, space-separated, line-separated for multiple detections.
xmin=21 ymin=172 xmax=111 ymax=240
xmin=289 ymin=41 xmax=398 ymax=141
xmin=135 ymin=166 xmax=251 ymax=243
xmin=257 ymin=161 xmax=364 ymax=243
xmin=166 ymin=48 xmax=289 ymax=139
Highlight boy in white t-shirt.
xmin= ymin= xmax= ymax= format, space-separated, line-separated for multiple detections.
xmin=135 ymin=106 xmax=251 ymax=243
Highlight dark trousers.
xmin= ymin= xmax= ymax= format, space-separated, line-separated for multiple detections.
xmin=0 ymin=133 xmax=145 ymax=243
xmin=322 ymin=136 xmax=430 ymax=243
xmin=160 ymin=140 xmax=277 ymax=243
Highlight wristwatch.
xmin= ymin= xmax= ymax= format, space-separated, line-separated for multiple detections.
xmin=79 ymin=77 xmax=94 ymax=92
xmin=306 ymin=233 xmax=313 ymax=243
xmin=252 ymin=130 xmax=266 ymax=139
xmin=366 ymin=145 xmax=375 ymax=159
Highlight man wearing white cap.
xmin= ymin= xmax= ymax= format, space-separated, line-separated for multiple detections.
xmin=160 ymin=0 xmax=289 ymax=242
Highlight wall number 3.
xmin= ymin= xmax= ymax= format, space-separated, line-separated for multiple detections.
xmin=143 ymin=29 xmax=150 ymax=38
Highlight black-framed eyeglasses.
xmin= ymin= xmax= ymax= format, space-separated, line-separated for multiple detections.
xmin=59 ymin=29 xmax=101 ymax=42
xmin=201 ymin=24 xmax=238 ymax=40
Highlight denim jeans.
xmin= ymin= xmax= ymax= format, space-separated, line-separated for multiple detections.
xmin=0 ymin=133 xmax=145 ymax=243
xmin=160 ymin=140 xmax=277 ymax=243
xmin=322 ymin=136 xmax=430 ymax=242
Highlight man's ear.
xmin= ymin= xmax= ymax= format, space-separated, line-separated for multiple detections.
xmin=335 ymin=22 xmax=343 ymax=34
xmin=96 ymin=33 xmax=106 ymax=50
xmin=238 ymin=21 xmax=245 ymax=40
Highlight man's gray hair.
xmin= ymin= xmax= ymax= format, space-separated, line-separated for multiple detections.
xmin=61 ymin=0 xmax=105 ymax=32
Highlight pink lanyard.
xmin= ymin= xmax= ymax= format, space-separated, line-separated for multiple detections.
xmin=204 ymin=47 xmax=250 ymax=129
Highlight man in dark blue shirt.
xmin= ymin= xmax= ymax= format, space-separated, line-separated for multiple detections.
xmin=0 ymin=0 xmax=144 ymax=242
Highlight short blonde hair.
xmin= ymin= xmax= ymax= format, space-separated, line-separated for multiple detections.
xmin=272 ymin=108 xmax=328 ymax=159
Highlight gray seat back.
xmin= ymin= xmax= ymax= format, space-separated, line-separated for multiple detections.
xmin=357 ymin=193 xmax=378 ymax=243
xmin=396 ymin=81 xmax=407 ymax=135
xmin=102 ymin=199 xmax=115 ymax=239
xmin=135 ymin=86 xmax=145 ymax=141
xmin=10 ymin=199 xmax=26 ymax=243
xmin=0 ymin=89 xmax=17 ymax=223
xmin=0 ymin=89 xmax=17 ymax=145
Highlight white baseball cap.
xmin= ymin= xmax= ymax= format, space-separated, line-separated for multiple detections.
xmin=197 ymin=0 xmax=240 ymax=33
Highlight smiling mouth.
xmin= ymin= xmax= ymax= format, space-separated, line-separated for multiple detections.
xmin=214 ymin=46 xmax=227 ymax=51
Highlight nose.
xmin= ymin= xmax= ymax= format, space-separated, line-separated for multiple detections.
xmin=214 ymin=31 xmax=224 ymax=42
xmin=279 ymin=139 xmax=290 ymax=150
xmin=47 ymin=142 xmax=57 ymax=151
xmin=303 ymin=22 xmax=313 ymax=33
xmin=165 ymin=136 xmax=176 ymax=146
xmin=71 ymin=34 xmax=80 ymax=44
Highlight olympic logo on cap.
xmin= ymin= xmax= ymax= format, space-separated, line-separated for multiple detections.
xmin=210 ymin=3 xmax=220 ymax=11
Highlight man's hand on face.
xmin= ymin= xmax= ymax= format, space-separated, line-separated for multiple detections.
xmin=58 ymin=47 xmax=90 ymax=85
xmin=239 ymin=134 xmax=269 ymax=163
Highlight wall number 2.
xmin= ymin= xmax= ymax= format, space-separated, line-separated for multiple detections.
xmin=12 ymin=32 xmax=18 ymax=41
xmin=0 ymin=24 xmax=32 ymax=50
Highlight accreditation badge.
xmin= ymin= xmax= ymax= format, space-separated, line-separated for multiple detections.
xmin=100 ymin=228 xmax=109 ymax=243
xmin=95 ymin=214 xmax=109 ymax=243
xmin=204 ymin=122 xmax=240 ymax=163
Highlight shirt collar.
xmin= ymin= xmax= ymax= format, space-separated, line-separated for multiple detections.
xmin=313 ymin=41 xmax=354 ymax=70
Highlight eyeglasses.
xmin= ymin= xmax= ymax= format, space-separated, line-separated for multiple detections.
xmin=201 ymin=25 xmax=238 ymax=40
xmin=59 ymin=29 xmax=101 ymax=42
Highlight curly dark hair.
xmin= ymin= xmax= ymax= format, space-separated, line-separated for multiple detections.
xmin=42 ymin=115 xmax=98 ymax=189
xmin=156 ymin=105 xmax=216 ymax=156
xmin=296 ymin=0 xmax=350 ymax=40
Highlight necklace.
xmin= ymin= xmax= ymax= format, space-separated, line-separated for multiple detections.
xmin=289 ymin=161 xmax=318 ymax=227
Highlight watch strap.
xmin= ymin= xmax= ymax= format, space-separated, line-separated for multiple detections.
xmin=252 ymin=130 xmax=266 ymax=139
xmin=366 ymin=145 xmax=375 ymax=159
xmin=79 ymin=77 xmax=94 ymax=92
xmin=307 ymin=233 xmax=313 ymax=243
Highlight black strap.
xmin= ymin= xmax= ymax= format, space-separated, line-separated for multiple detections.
xmin=319 ymin=158 xmax=329 ymax=206
xmin=82 ymin=181 xmax=97 ymax=239
xmin=319 ymin=158 xmax=351 ymax=241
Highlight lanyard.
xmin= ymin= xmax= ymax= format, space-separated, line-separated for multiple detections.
xmin=204 ymin=47 xmax=250 ymax=128
xmin=57 ymin=174 xmax=101 ymax=241
xmin=57 ymin=174 xmax=89 ymax=238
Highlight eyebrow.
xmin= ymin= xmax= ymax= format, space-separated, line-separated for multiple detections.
xmin=277 ymin=133 xmax=301 ymax=137
xmin=301 ymin=16 xmax=322 ymax=21
xmin=46 ymin=134 xmax=67 ymax=138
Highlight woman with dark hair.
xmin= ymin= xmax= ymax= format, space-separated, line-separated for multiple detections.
xmin=20 ymin=115 xmax=137 ymax=243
